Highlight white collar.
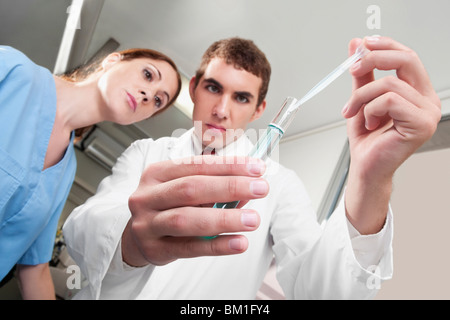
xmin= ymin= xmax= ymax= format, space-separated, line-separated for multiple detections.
xmin=168 ymin=128 xmax=254 ymax=159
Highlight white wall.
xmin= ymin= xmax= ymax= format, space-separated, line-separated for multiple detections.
xmin=278 ymin=122 xmax=348 ymax=216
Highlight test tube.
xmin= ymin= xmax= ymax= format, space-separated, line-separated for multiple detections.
xmin=213 ymin=96 xmax=299 ymax=209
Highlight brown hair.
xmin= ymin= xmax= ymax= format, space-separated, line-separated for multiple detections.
xmin=61 ymin=48 xmax=182 ymax=137
xmin=194 ymin=37 xmax=271 ymax=106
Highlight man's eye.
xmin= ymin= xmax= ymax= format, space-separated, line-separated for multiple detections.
xmin=236 ymin=95 xmax=249 ymax=103
xmin=206 ymin=85 xmax=219 ymax=93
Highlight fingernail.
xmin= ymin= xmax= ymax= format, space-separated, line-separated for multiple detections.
xmin=247 ymin=160 xmax=265 ymax=176
xmin=366 ymin=35 xmax=381 ymax=43
xmin=229 ymin=238 xmax=243 ymax=251
xmin=241 ymin=211 xmax=258 ymax=227
xmin=342 ymin=103 xmax=349 ymax=115
xmin=250 ymin=180 xmax=268 ymax=195
xmin=351 ymin=60 xmax=361 ymax=71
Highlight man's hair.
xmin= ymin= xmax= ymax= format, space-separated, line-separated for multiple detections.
xmin=194 ymin=37 xmax=271 ymax=106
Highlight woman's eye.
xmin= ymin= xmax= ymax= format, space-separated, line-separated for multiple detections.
xmin=154 ymin=96 xmax=162 ymax=108
xmin=144 ymin=69 xmax=153 ymax=81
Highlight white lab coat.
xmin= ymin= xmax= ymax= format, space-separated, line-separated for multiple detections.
xmin=63 ymin=128 xmax=393 ymax=300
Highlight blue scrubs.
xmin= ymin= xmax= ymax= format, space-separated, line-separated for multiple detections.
xmin=0 ymin=46 xmax=77 ymax=280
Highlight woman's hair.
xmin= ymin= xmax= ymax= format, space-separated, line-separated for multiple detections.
xmin=194 ymin=37 xmax=271 ymax=107
xmin=61 ymin=48 xmax=182 ymax=137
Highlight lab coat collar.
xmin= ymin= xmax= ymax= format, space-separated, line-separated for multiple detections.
xmin=168 ymin=127 xmax=254 ymax=160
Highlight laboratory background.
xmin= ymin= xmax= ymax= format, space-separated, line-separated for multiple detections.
xmin=1 ymin=0 xmax=450 ymax=300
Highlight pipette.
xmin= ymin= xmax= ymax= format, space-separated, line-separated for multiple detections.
xmin=212 ymin=44 xmax=370 ymax=211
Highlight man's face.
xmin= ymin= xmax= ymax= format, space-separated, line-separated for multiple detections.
xmin=190 ymin=58 xmax=266 ymax=149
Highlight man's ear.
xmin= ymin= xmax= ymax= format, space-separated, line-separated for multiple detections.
xmin=101 ymin=52 xmax=122 ymax=70
xmin=189 ymin=76 xmax=197 ymax=102
xmin=250 ymin=100 xmax=267 ymax=122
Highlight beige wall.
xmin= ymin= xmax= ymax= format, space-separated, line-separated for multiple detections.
xmin=375 ymin=147 xmax=450 ymax=299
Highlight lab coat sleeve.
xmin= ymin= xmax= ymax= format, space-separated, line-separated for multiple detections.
xmin=63 ymin=139 xmax=155 ymax=300
xmin=270 ymin=168 xmax=393 ymax=300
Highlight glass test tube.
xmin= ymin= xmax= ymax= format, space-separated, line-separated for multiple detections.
xmin=213 ymin=96 xmax=300 ymax=209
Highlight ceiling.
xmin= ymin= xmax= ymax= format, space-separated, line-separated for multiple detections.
xmin=1 ymin=0 xmax=450 ymax=140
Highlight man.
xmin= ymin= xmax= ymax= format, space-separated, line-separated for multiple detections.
xmin=63 ymin=36 xmax=441 ymax=299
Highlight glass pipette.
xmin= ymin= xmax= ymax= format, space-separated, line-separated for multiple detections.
xmin=212 ymin=44 xmax=370 ymax=210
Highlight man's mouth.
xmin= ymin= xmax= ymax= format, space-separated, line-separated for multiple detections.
xmin=206 ymin=123 xmax=226 ymax=132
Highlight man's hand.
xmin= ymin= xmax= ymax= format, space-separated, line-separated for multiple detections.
xmin=342 ymin=36 xmax=441 ymax=234
xmin=122 ymin=156 xmax=268 ymax=267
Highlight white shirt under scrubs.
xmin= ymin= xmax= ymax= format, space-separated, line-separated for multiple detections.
xmin=63 ymin=128 xmax=393 ymax=300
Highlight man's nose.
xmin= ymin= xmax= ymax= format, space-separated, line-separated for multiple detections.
xmin=213 ymin=95 xmax=231 ymax=119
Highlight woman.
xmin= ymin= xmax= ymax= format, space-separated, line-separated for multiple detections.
xmin=0 ymin=45 xmax=181 ymax=299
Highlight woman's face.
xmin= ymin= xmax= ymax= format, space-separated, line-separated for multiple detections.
xmin=98 ymin=54 xmax=179 ymax=125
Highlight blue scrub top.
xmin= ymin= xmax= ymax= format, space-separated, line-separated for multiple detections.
xmin=0 ymin=46 xmax=77 ymax=280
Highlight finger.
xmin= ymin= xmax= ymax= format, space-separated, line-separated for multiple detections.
xmin=362 ymin=92 xmax=438 ymax=143
xmin=142 ymin=176 xmax=269 ymax=210
xmin=162 ymin=234 xmax=249 ymax=258
xmin=349 ymin=38 xmax=374 ymax=90
xmin=344 ymin=75 xmax=429 ymax=119
xmin=363 ymin=92 xmax=418 ymax=131
xmin=151 ymin=208 xmax=260 ymax=237
xmin=350 ymin=36 xmax=435 ymax=99
xmin=362 ymin=35 xmax=410 ymax=51
xmin=142 ymin=156 xmax=266 ymax=184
